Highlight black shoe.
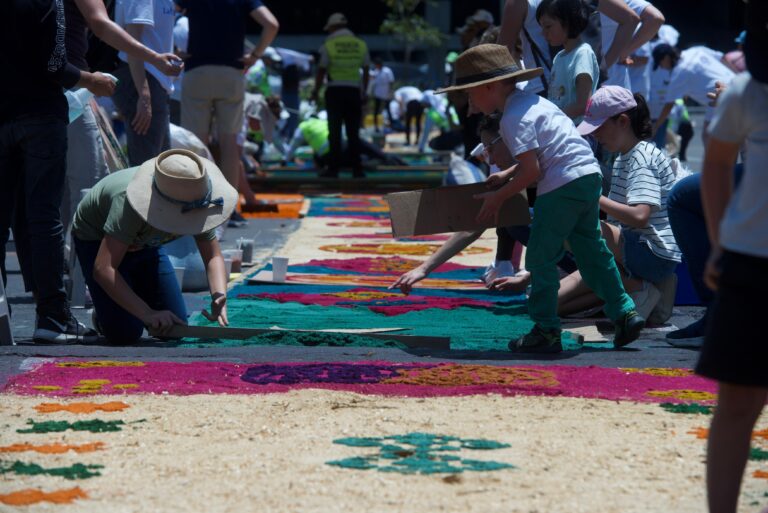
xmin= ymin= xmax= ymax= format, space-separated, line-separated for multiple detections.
xmin=666 ymin=316 xmax=707 ymax=340
xmin=613 ymin=310 xmax=645 ymax=348
xmin=508 ymin=325 xmax=563 ymax=354
xmin=34 ymin=308 xmax=98 ymax=344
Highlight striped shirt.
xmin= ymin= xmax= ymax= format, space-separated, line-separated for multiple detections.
xmin=608 ymin=141 xmax=681 ymax=262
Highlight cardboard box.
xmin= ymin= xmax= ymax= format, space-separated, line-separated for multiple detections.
xmin=384 ymin=183 xmax=531 ymax=237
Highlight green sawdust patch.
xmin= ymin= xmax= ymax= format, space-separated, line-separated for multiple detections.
xmin=17 ymin=419 xmax=125 ymax=434
xmin=0 ymin=461 xmax=104 ymax=480
xmin=187 ymin=299 xmax=583 ymax=351
xmin=327 ymin=432 xmax=515 ymax=474
xmin=750 ymin=447 xmax=768 ymax=461
xmin=660 ymin=403 xmax=714 ymax=415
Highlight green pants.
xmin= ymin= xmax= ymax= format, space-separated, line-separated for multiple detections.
xmin=526 ymin=173 xmax=634 ymax=330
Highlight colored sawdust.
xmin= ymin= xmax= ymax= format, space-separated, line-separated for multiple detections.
xmin=751 ymin=448 xmax=768 ymax=461
xmin=194 ymin=331 xmax=407 ymax=349
xmin=0 ymin=442 xmax=105 ymax=454
xmin=35 ymin=401 xmax=130 ymax=414
xmin=1 ymin=460 xmax=103 ymax=480
xmin=381 ymin=366 xmax=559 ymax=388
xmin=254 ymin=273 xmax=487 ymax=289
xmin=327 ymin=433 xmax=514 ymax=475
xmin=56 ymin=361 xmax=145 ymax=368
xmin=646 ymin=390 xmax=717 ymax=402
xmin=17 ymin=419 xmax=125 ymax=433
xmin=0 ymin=487 xmax=88 ymax=506
xmin=688 ymin=427 xmax=709 ymax=439
xmin=301 ymin=257 xmax=471 ymax=275
xmin=327 ymin=220 xmax=390 ymax=228
xmin=621 ymin=368 xmax=693 ymax=377
xmin=660 ymin=403 xmax=713 ymax=415
xmin=755 ymin=470 xmax=768 ymax=479
xmin=755 ymin=429 xmax=768 ymax=441
xmin=32 ymin=385 xmax=62 ymax=391
xmin=240 ymin=193 xmax=305 ymax=219
xmin=246 ymin=289 xmax=494 ymax=316
xmin=112 ymin=384 xmax=139 ymax=389
xmin=319 ymin=243 xmax=491 ymax=256
xmin=72 ymin=379 xmax=111 ymax=394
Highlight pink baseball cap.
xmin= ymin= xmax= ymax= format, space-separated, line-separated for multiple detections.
xmin=577 ymin=86 xmax=637 ymax=135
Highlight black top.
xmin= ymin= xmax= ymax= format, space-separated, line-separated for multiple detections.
xmin=64 ymin=0 xmax=90 ymax=71
xmin=0 ymin=0 xmax=82 ymax=122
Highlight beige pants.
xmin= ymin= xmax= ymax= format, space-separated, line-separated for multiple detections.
xmin=181 ymin=65 xmax=245 ymax=137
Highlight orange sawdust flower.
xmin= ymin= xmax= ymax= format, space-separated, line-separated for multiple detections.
xmin=0 ymin=442 xmax=105 ymax=454
xmin=34 ymin=402 xmax=129 ymax=414
xmin=0 ymin=487 xmax=88 ymax=506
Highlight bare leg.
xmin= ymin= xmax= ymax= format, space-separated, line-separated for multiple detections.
xmin=236 ymin=158 xmax=259 ymax=209
xmin=217 ymin=133 xmax=241 ymax=190
xmin=706 ymin=383 xmax=767 ymax=513
xmin=557 ymin=271 xmax=602 ymax=315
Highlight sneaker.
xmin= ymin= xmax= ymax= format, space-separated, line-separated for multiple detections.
xmin=628 ymin=281 xmax=661 ymax=320
xmin=227 ymin=212 xmax=248 ymax=228
xmin=34 ymin=308 xmax=98 ymax=344
xmin=508 ymin=325 xmax=563 ymax=354
xmin=613 ymin=310 xmax=645 ymax=348
xmin=482 ymin=260 xmax=516 ymax=286
xmin=648 ymin=274 xmax=677 ymax=325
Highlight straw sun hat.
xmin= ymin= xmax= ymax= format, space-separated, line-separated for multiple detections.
xmin=126 ymin=149 xmax=238 ymax=235
xmin=435 ymin=44 xmax=543 ymax=94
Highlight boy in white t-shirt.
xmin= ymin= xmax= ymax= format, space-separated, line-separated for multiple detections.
xmin=436 ymin=44 xmax=643 ymax=353
xmin=369 ymin=58 xmax=395 ymax=132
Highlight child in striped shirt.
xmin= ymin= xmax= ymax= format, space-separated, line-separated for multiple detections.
xmin=560 ymin=85 xmax=681 ymax=321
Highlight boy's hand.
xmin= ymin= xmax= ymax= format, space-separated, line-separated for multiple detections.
xmin=202 ymin=293 xmax=229 ymax=327
xmin=485 ymin=172 xmax=506 ymax=188
xmin=474 ymin=191 xmax=504 ymax=224
xmin=142 ymin=309 xmax=186 ymax=334
xmin=704 ymin=246 xmax=723 ymax=291
xmin=388 ymin=268 xmax=427 ymax=296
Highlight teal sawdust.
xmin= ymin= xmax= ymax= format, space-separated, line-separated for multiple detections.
xmin=660 ymin=403 xmax=714 ymax=415
xmin=187 ymin=298 xmax=585 ymax=351
xmin=17 ymin=419 xmax=125 ymax=434
xmin=0 ymin=461 xmax=103 ymax=480
xmin=751 ymin=447 xmax=768 ymax=461
xmin=326 ymin=433 xmax=515 ymax=475
xmin=186 ymin=330 xmax=408 ymax=349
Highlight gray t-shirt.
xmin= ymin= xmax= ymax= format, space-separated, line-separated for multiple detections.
xmin=72 ymin=168 xmax=216 ymax=248
xmin=710 ymin=73 xmax=768 ymax=258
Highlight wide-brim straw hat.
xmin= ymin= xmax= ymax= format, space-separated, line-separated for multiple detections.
xmin=126 ymin=149 xmax=238 ymax=235
xmin=435 ymin=44 xmax=543 ymax=94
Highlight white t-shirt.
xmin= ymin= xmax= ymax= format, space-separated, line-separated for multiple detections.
xmin=647 ymin=38 xmax=672 ymax=118
xmin=170 ymin=16 xmax=188 ymax=101
xmin=116 ymin=0 xmax=176 ymax=93
xmin=600 ymin=0 xmax=650 ymax=89
xmin=710 ymin=73 xmax=768 ymax=258
xmin=548 ymin=42 xmax=599 ymax=124
xmin=501 ymin=91 xmax=601 ymax=195
xmin=608 ymin=141 xmax=681 ymax=261
xmin=661 ymin=46 xmax=735 ymax=119
xmin=394 ymin=86 xmax=422 ymax=105
xmin=370 ymin=66 xmax=395 ymax=100
xmin=519 ymin=0 xmax=552 ymax=94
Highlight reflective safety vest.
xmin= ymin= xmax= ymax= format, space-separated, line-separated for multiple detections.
xmin=674 ymin=98 xmax=690 ymax=123
xmin=299 ymin=119 xmax=330 ymax=156
xmin=324 ymin=35 xmax=367 ymax=83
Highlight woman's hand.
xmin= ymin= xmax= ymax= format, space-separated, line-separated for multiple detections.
xmin=142 ymin=309 xmax=186 ymax=334
xmin=704 ymin=246 xmax=723 ymax=291
xmin=202 ymin=293 xmax=229 ymax=327
xmin=389 ymin=267 xmax=427 ymax=296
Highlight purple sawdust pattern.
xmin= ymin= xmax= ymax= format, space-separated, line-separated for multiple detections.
xmin=2 ymin=361 xmax=717 ymax=404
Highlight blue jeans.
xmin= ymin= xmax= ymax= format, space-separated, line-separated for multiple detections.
xmin=0 ymin=115 xmax=68 ymax=317
xmin=112 ymin=65 xmax=171 ymax=167
xmin=667 ymin=165 xmax=744 ymax=306
xmin=621 ymin=228 xmax=678 ymax=283
xmin=74 ymin=238 xmax=187 ymax=344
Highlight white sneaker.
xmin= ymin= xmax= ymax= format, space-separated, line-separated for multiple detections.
xmin=629 ymin=281 xmax=661 ymax=320
xmin=482 ymin=260 xmax=516 ymax=286
xmin=648 ymin=274 xmax=677 ymax=325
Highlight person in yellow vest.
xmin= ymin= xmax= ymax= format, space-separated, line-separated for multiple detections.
xmin=310 ymin=12 xmax=370 ymax=178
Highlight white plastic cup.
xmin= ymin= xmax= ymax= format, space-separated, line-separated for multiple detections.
xmin=223 ymin=258 xmax=233 ymax=281
xmin=173 ymin=267 xmax=185 ymax=289
xmin=222 ymin=249 xmax=243 ymax=273
xmin=272 ymin=256 xmax=289 ymax=282
xmin=237 ymin=238 xmax=254 ymax=263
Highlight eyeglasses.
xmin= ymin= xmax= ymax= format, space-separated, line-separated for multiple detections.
xmin=482 ymin=135 xmax=503 ymax=159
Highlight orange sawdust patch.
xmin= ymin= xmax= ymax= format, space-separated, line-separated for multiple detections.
xmin=646 ymin=390 xmax=717 ymax=402
xmin=34 ymin=401 xmax=130 ymax=414
xmin=0 ymin=487 xmax=88 ymax=506
xmin=56 ymin=361 xmax=145 ymax=368
xmin=620 ymin=368 xmax=693 ymax=377
xmin=688 ymin=427 xmax=709 ymax=439
xmin=239 ymin=193 xmax=305 ymax=219
xmin=0 ymin=442 xmax=105 ymax=454
xmin=754 ymin=429 xmax=768 ymax=441
xmin=754 ymin=470 xmax=768 ymax=479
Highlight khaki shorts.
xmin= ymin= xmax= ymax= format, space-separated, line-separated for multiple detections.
xmin=181 ymin=65 xmax=245 ymax=137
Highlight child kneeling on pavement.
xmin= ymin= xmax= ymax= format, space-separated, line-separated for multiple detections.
xmin=436 ymin=44 xmax=644 ymax=353
xmin=72 ymin=149 xmax=236 ymax=344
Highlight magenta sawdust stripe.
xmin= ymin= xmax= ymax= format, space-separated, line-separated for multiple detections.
xmin=2 ymin=361 xmax=716 ymax=403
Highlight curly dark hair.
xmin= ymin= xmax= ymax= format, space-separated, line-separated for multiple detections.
xmin=612 ymin=93 xmax=653 ymax=140
xmin=535 ymin=0 xmax=591 ymax=38
xmin=477 ymin=112 xmax=502 ymax=135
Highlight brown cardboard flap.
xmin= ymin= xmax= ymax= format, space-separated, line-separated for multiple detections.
xmin=385 ymin=183 xmax=530 ymax=237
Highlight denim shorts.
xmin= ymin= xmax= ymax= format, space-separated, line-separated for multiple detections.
xmin=621 ymin=228 xmax=678 ymax=283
